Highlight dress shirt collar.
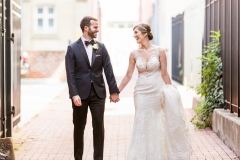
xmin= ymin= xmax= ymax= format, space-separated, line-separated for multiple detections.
xmin=81 ymin=36 xmax=94 ymax=46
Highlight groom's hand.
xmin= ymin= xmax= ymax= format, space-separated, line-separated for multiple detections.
xmin=72 ymin=95 xmax=82 ymax=106
xmin=110 ymin=93 xmax=120 ymax=103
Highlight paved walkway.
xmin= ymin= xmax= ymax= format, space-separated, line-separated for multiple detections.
xmin=19 ymin=78 xmax=67 ymax=128
xmin=13 ymin=88 xmax=239 ymax=160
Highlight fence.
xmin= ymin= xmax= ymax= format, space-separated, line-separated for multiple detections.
xmin=204 ymin=0 xmax=239 ymax=117
xmin=0 ymin=0 xmax=22 ymax=137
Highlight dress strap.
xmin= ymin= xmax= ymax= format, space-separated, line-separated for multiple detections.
xmin=133 ymin=49 xmax=139 ymax=59
xmin=156 ymin=47 xmax=161 ymax=60
xmin=155 ymin=47 xmax=160 ymax=55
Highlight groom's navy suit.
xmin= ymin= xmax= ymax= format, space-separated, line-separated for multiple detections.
xmin=65 ymin=37 xmax=119 ymax=160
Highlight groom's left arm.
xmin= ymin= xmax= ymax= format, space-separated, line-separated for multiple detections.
xmin=102 ymin=44 xmax=120 ymax=94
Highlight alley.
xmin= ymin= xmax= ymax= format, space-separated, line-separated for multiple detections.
xmin=13 ymin=86 xmax=239 ymax=160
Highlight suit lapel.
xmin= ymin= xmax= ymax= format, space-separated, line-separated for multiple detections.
xmin=77 ymin=38 xmax=90 ymax=67
xmin=91 ymin=41 xmax=100 ymax=67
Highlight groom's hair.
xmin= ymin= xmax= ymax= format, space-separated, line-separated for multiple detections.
xmin=80 ymin=16 xmax=98 ymax=32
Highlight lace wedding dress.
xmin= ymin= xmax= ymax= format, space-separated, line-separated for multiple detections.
xmin=126 ymin=48 xmax=192 ymax=160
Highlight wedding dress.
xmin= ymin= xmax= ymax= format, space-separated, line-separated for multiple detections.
xmin=126 ymin=47 xmax=192 ymax=160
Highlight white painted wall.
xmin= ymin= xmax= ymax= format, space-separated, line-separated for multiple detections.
xmin=184 ymin=0 xmax=205 ymax=87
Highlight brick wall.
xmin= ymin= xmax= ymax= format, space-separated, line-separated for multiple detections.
xmin=23 ymin=51 xmax=66 ymax=81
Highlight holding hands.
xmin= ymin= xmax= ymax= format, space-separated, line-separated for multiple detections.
xmin=110 ymin=93 xmax=120 ymax=103
xmin=73 ymin=93 xmax=120 ymax=106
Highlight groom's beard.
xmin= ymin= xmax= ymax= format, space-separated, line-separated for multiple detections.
xmin=88 ymin=28 xmax=96 ymax=39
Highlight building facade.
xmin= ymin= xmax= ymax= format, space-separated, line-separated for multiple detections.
xmin=22 ymin=0 xmax=101 ymax=79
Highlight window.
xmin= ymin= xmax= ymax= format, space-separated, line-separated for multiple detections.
xmin=108 ymin=22 xmax=114 ymax=28
xmin=38 ymin=18 xmax=43 ymax=29
xmin=48 ymin=8 xmax=54 ymax=14
xmin=119 ymin=24 xmax=124 ymax=28
xmin=36 ymin=6 xmax=56 ymax=33
xmin=128 ymin=24 xmax=134 ymax=28
xmin=49 ymin=19 xmax=54 ymax=27
xmin=38 ymin=8 xmax=43 ymax=14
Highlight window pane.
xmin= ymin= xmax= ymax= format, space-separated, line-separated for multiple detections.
xmin=119 ymin=24 xmax=124 ymax=28
xmin=38 ymin=8 xmax=43 ymax=14
xmin=38 ymin=19 xmax=43 ymax=29
xmin=49 ymin=8 xmax=54 ymax=14
xmin=49 ymin=19 xmax=54 ymax=27
xmin=128 ymin=24 xmax=133 ymax=28
xmin=108 ymin=22 xmax=114 ymax=28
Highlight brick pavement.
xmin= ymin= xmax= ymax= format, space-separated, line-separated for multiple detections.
xmin=13 ymin=89 xmax=239 ymax=160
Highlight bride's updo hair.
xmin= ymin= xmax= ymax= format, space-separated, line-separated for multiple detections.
xmin=133 ymin=23 xmax=153 ymax=40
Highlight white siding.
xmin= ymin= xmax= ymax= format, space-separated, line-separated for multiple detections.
xmin=183 ymin=0 xmax=205 ymax=87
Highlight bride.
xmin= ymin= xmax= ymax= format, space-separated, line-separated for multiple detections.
xmin=118 ymin=23 xmax=192 ymax=160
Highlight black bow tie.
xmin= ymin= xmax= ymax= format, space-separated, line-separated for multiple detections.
xmin=85 ymin=40 xmax=95 ymax=46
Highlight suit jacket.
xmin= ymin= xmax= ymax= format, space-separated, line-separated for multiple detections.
xmin=65 ymin=38 xmax=119 ymax=100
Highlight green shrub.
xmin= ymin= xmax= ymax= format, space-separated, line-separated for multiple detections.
xmin=191 ymin=31 xmax=224 ymax=129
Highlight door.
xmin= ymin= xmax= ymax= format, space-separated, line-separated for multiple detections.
xmin=172 ymin=14 xmax=184 ymax=84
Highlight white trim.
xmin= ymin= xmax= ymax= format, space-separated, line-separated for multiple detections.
xmin=12 ymin=1 xmax=22 ymax=10
xmin=12 ymin=10 xmax=21 ymax=18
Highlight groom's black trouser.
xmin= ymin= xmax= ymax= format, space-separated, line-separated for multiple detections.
xmin=72 ymin=85 xmax=105 ymax=160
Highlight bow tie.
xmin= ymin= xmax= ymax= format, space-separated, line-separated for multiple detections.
xmin=85 ymin=40 xmax=95 ymax=46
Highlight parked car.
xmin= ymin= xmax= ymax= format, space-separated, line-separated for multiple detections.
xmin=21 ymin=51 xmax=30 ymax=76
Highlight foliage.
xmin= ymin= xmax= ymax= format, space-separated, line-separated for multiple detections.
xmin=191 ymin=31 xmax=224 ymax=129
xmin=177 ymin=63 xmax=183 ymax=77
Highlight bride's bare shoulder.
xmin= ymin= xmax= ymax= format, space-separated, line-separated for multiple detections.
xmin=129 ymin=50 xmax=137 ymax=58
xmin=130 ymin=49 xmax=139 ymax=55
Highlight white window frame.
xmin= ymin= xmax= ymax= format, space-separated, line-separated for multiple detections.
xmin=35 ymin=6 xmax=57 ymax=34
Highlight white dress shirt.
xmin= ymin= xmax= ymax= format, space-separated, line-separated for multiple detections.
xmin=81 ymin=36 xmax=93 ymax=66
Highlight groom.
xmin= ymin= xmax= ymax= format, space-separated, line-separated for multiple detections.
xmin=65 ymin=16 xmax=120 ymax=160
